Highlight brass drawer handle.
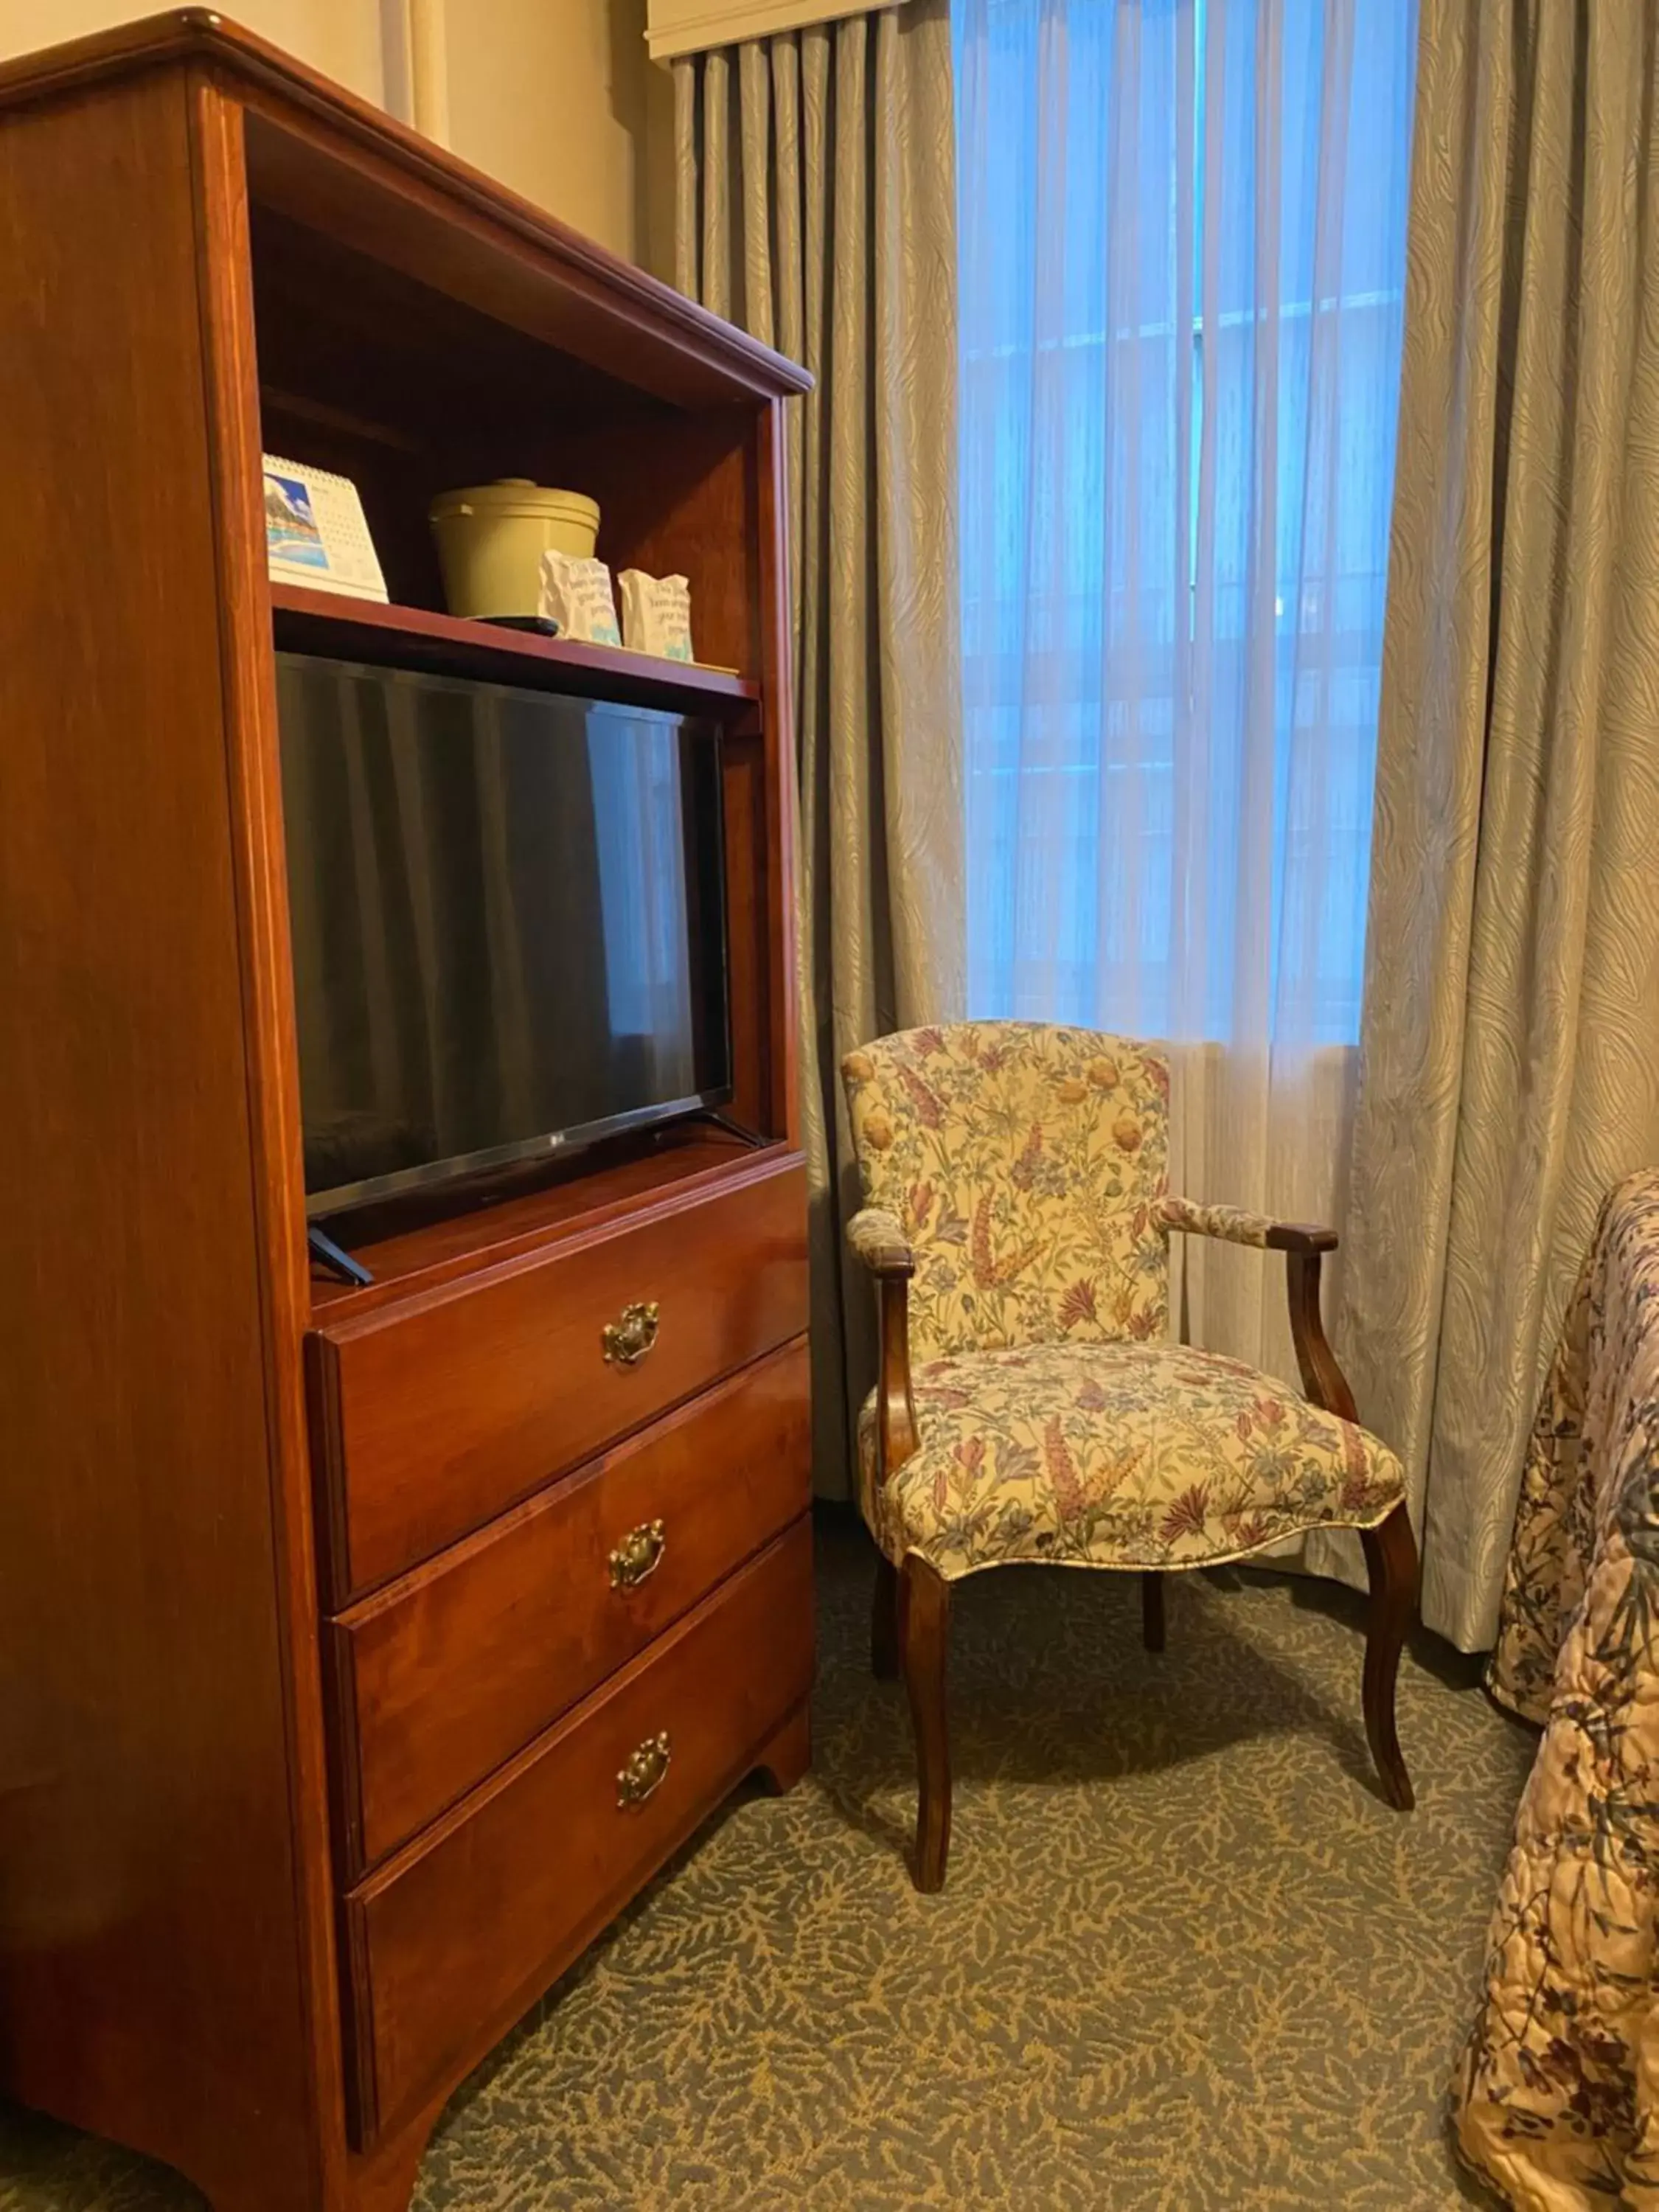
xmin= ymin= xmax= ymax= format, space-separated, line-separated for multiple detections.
xmin=602 ymin=1300 xmax=659 ymax=1367
xmin=609 ymin=1519 xmax=667 ymax=1590
xmin=616 ymin=1731 xmax=672 ymax=1808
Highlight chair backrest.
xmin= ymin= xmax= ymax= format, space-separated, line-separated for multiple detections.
xmin=841 ymin=1020 xmax=1171 ymax=1362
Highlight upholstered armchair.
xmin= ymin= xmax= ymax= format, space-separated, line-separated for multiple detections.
xmin=842 ymin=1021 xmax=1418 ymax=1893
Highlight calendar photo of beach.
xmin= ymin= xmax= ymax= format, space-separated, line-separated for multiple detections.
xmin=264 ymin=469 xmax=330 ymax=569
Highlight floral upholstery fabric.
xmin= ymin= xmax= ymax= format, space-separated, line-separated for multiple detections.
xmin=1158 ymin=1194 xmax=1276 ymax=1247
xmin=846 ymin=1207 xmax=914 ymax=1275
xmin=841 ymin=1022 xmax=1405 ymax=1584
xmin=855 ymin=1340 xmax=1402 ymax=1579
xmin=1455 ymin=1172 xmax=1659 ymax=2208
xmin=842 ymin=1022 xmax=1172 ymax=1362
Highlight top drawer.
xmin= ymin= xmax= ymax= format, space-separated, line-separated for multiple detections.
xmin=307 ymin=1158 xmax=807 ymax=1600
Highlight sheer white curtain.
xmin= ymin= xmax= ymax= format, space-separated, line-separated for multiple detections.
xmin=956 ymin=0 xmax=1416 ymax=1388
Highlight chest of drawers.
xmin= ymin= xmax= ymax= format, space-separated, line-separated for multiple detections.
xmin=330 ymin=1340 xmax=812 ymax=1872
xmin=311 ymin=1152 xmax=814 ymax=2148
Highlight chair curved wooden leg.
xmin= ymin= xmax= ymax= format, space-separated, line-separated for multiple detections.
xmin=1141 ymin=1571 xmax=1166 ymax=1653
xmin=1360 ymin=1502 xmax=1417 ymax=1812
xmin=899 ymin=1553 xmax=953 ymax=1893
xmin=872 ymin=1551 xmax=900 ymax=1680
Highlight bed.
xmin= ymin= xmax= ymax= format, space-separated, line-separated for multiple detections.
xmin=1455 ymin=1170 xmax=1659 ymax=2206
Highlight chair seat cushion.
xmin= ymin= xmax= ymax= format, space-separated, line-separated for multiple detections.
xmin=858 ymin=1340 xmax=1405 ymax=1579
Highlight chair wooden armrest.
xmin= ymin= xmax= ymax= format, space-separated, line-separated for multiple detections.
xmin=1160 ymin=1194 xmax=1338 ymax=1254
xmin=1161 ymin=1193 xmax=1354 ymax=1421
xmin=847 ymin=1207 xmax=915 ymax=1278
xmin=846 ymin=1208 xmax=920 ymax=1477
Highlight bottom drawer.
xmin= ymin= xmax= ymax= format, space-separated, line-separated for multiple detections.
xmin=342 ymin=1517 xmax=814 ymax=2142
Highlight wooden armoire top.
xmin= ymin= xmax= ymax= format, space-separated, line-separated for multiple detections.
xmin=0 ymin=8 xmax=811 ymax=411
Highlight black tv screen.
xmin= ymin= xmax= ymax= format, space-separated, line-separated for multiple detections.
xmin=276 ymin=653 xmax=731 ymax=1216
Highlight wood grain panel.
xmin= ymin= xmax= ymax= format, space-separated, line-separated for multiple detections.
xmin=270 ymin=585 xmax=758 ymax=709
xmin=308 ymin=1127 xmax=772 ymax=1311
xmin=720 ymin=733 xmax=771 ymax=1133
xmin=343 ymin=1519 xmax=815 ymax=2142
xmin=333 ymin=1337 xmax=811 ymax=1870
xmin=186 ymin=68 xmax=354 ymax=2211
xmin=757 ymin=398 xmax=801 ymax=1145
xmin=0 ymin=16 xmax=811 ymax=411
xmin=243 ymin=103 xmax=800 ymax=410
xmin=310 ymin=1158 xmax=809 ymax=1599
xmin=0 ymin=68 xmax=317 ymax=2212
xmin=535 ymin=412 xmax=762 ymax=679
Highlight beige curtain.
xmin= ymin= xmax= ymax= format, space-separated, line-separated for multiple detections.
xmin=1333 ymin=0 xmax=1659 ymax=1652
xmin=674 ymin=0 xmax=964 ymax=1496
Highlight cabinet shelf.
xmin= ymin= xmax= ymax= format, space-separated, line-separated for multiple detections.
xmin=270 ymin=585 xmax=762 ymax=714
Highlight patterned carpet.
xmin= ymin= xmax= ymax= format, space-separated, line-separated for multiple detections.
xmin=0 ymin=1510 xmax=1536 ymax=2212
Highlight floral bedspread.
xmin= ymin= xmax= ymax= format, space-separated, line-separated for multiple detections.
xmin=1455 ymin=1172 xmax=1659 ymax=2208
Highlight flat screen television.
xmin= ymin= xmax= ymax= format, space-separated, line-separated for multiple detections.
xmin=275 ymin=652 xmax=731 ymax=1217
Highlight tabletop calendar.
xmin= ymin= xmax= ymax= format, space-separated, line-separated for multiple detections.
xmin=262 ymin=455 xmax=388 ymax=602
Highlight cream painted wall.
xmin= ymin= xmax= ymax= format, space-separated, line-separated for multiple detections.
xmin=445 ymin=0 xmax=674 ymax=274
xmin=0 ymin=0 xmax=386 ymax=102
xmin=0 ymin=1 xmax=673 ymax=270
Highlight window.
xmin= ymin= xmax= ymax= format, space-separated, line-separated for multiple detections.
xmin=955 ymin=0 xmax=1417 ymax=1047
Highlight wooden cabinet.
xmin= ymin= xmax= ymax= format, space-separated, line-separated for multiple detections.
xmin=0 ymin=17 xmax=811 ymax=2212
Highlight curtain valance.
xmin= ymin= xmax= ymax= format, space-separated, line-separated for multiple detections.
xmin=647 ymin=0 xmax=905 ymax=64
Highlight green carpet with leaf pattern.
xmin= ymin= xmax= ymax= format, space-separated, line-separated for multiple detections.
xmin=0 ymin=1510 xmax=1534 ymax=2211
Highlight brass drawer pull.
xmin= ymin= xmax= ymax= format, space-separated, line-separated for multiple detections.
xmin=616 ymin=1731 xmax=672 ymax=1808
xmin=602 ymin=1300 xmax=659 ymax=1367
xmin=609 ymin=1518 xmax=667 ymax=1590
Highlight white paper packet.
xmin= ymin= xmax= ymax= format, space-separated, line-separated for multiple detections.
xmin=537 ymin=549 xmax=621 ymax=644
xmin=618 ymin=570 xmax=695 ymax=662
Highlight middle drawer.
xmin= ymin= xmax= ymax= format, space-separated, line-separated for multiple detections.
xmin=330 ymin=1337 xmax=810 ymax=1873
